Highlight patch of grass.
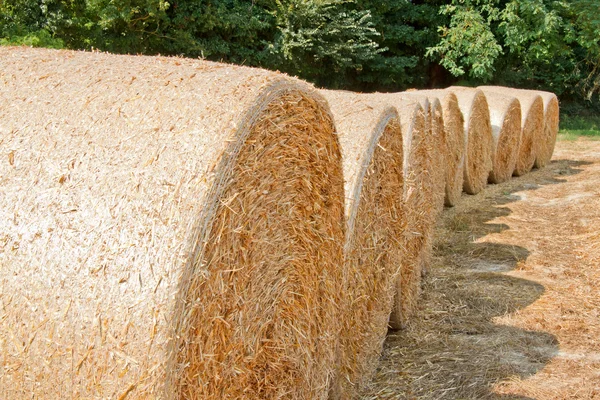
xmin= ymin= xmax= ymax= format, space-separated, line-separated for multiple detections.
xmin=559 ymin=114 xmax=600 ymax=140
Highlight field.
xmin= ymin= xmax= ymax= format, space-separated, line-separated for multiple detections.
xmin=558 ymin=115 xmax=600 ymax=141
xmin=364 ymin=137 xmax=600 ymax=399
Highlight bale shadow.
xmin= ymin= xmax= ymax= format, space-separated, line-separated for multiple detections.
xmin=362 ymin=159 xmax=590 ymax=399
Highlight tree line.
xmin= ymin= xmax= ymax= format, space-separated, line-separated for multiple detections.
xmin=1 ymin=0 xmax=598 ymax=111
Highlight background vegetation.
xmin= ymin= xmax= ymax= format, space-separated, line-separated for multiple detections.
xmin=1 ymin=0 xmax=599 ymax=115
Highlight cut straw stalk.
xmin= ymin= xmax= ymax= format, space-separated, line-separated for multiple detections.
xmin=0 ymin=47 xmax=346 ymax=400
xmin=532 ymin=90 xmax=559 ymax=168
xmin=479 ymin=86 xmax=544 ymax=176
xmin=380 ymin=94 xmax=432 ymax=329
xmin=413 ymin=90 xmax=465 ymax=207
xmin=478 ymin=89 xmax=522 ymax=183
xmin=448 ymin=87 xmax=494 ymax=194
xmin=320 ymin=91 xmax=405 ymax=399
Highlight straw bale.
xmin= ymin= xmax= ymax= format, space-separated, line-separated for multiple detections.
xmin=399 ymin=93 xmax=445 ymax=280
xmin=531 ymin=90 xmax=560 ymax=168
xmin=478 ymin=86 xmax=544 ymax=176
xmin=0 ymin=47 xmax=346 ymax=400
xmin=414 ymin=90 xmax=465 ymax=207
xmin=378 ymin=94 xmax=432 ymax=329
xmin=420 ymin=97 xmax=444 ymax=277
xmin=320 ymin=90 xmax=405 ymax=399
xmin=478 ymin=89 xmax=522 ymax=183
xmin=401 ymin=93 xmax=446 ymax=216
xmin=448 ymin=87 xmax=494 ymax=194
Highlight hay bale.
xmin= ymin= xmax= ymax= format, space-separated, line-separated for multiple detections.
xmin=401 ymin=93 xmax=446 ymax=215
xmin=399 ymin=93 xmax=445 ymax=280
xmin=320 ymin=90 xmax=405 ymax=399
xmin=478 ymin=86 xmax=544 ymax=176
xmin=379 ymin=95 xmax=431 ymax=329
xmin=478 ymin=89 xmax=522 ymax=183
xmin=532 ymin=90 xmax=560 ymax=168
xmin=0 ymin=47 xmax=346 ymax=400
xmin=413 ymin=90 xmax=465 ymax=207
xmin=448 ymin=87 xmax=494 ymax=194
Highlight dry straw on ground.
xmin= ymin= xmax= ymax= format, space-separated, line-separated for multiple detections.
xmin=0 ymin=47 xmax=346 ymax=400
xmin=531 ymin=90 xmax=559 ymax=168
xmin=380 ymin=94 xmax=432 ymax=329
xmin=320 ymin=90 xmax=406 ymax=400
xmin=479 ymin=86 xmax=544 ymax=176
xmin=448 ymin=87 xmax=494 ymax=194
xmin=414 ymin=90 xmax=465 ymax=207
xmin=478 ymin=89 xmax=522 ymax=184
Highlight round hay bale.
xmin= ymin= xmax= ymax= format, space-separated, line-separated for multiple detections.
xmin=320 ymin=91 xmax=405 ymax=399
xmin=478 ymin=86 xmax=544 ymax=176
xmin=401 ymin=93 xmax=446 ymax=215
xmin=448 ymin=87 xmax=494 ymax=194
xmin=415 ymin=90 xmax=465 ymax=207
xmin=399 ymin=94 xmax=445 ymax=279
xmin=379 ymin=95 xmax=431 ymax=329
xmin=478 ymin=89 xmax=522 ymax=183
xmin=420 ymin=97 xmax=444 ymax=278
xmin=532 ymin=90 xmax=560 ymax=168
xmin=0 ymin=47 xmax=346 ymax=400
xmin=417 ymin=89 xmax=465 ymax=207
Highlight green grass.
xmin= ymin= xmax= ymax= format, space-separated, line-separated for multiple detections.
xmin=559 ymin=115 xmax=600 ymax=140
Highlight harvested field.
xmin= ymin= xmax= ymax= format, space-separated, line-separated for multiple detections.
xmin=363 ymin=138 xmax=600 ymax=399
xmin=0 ymin=47 xmax=346 ymax=400
xmin=320 ymin=90 xmax=405 ymax=399
xmin=449 ymin=87 xmax=494 ymax=195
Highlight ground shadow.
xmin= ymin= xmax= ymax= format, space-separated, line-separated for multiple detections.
xmin=361 ymin=159 xmax=590 ymax=399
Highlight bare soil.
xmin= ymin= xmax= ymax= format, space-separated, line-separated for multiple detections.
xmin=363 ymin=138 xmax=600 ymax=399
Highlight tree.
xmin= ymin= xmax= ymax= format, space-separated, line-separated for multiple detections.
xmin=266 ymin=0 xmax=382 ymax=87
xmin=426 ymin=0 xmax=600 ymax=101
xmin=347 ymin=0 xmax=446 ymax=91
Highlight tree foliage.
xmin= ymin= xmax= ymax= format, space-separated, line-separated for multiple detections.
xmin=428 ymin=0 xmax=600 ymax=102
xmin=0 ymin=0 xmax=598 ymax=108
xmin=267 ymin=0 xmax=382 ymax=87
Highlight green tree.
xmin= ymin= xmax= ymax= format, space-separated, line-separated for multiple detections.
xmin=165 ymin=0 xmax=275 ymax=64
xmin=267 ymin=0 xmax=382 ymax=87
xmin=83 ymin=0 xmax=171 ymax=53
xmin=346 ymin=1 xmax=445 ymax=91
xmin=426 ymin=0 xmax=600 ymax=101
xmin=426 ymin=3 xmax=502 ymax=80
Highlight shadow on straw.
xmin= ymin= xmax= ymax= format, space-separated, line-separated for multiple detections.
xmin=362 ymin=158 xmax=589 ymax=399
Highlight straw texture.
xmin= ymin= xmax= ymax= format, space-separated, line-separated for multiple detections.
xmin=478 ymin=90 xmax=522 ymax=184
xmin=532 ymin=90 xmax=560 ymax=168
xmin=448 ymin=87 xmax=494 ymax=194
xmin=479 ymin=86 xmax=544 ymax=176
xmin=402 ymin=93 xmax=446 ymax=216
xmin=321 ymin=91 xmax=405 ymax=399
xmin=401 ymin=94 xmax=445 ymax=280
xmin=0 ymin=47 xmax=346 ymax=400
xmin=380 ymin=95 xmax=431 ymax=329
xmin=414 ymin=90 xmax=465 ymax=207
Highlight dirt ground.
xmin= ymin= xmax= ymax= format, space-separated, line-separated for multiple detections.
xmin=363 ymin=138 xmax=600 ymax=399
